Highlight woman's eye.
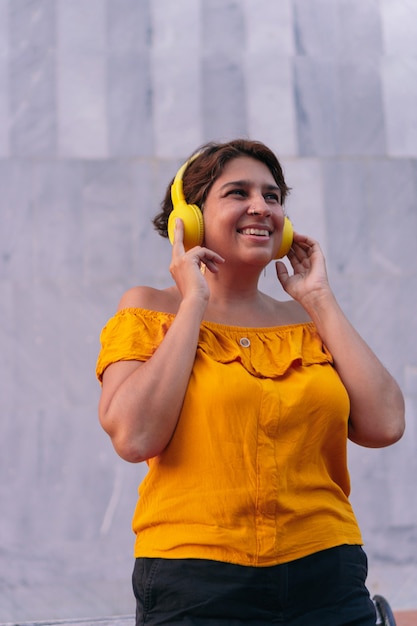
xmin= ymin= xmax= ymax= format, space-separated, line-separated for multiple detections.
xmin=229 ymin=189 xmax=246 ymax=197
xmin=265 ymin=193 xmax=280 ymax=203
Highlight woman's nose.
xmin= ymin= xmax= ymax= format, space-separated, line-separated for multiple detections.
xmin=247 ymin=196 xmax=271 ymax=216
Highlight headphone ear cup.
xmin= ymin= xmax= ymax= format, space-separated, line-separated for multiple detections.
xmin=275 ymin=217 xmax=293 ymax=259
xmin=167 ymin=201 xmax=204 ymax=251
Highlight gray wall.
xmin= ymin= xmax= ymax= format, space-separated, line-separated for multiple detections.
xmin=1 ymin=0 xmax=416 ymax=621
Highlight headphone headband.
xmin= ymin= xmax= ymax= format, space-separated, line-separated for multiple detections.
xmin=170 ymin=153 xmax=199 ymax=208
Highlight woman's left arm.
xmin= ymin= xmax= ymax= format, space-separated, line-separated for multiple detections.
xmin=276 ymin=233 xmax=405 ymax=448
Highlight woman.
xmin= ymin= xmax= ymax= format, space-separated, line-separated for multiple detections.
xmin=96 ymin=139 xmax=405 ymax=625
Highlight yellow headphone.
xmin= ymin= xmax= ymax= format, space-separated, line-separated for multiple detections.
xmin=168 ymin=155 xmax=204 ymax=251
xmin=167 ymin=155 xmax=293 ymax=258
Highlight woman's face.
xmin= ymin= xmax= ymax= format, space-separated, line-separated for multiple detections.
xmin=202 ymin=156 xmax=286 ymax=264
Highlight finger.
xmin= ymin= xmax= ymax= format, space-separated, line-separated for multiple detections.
xmin=291 ymin=238 xmax=310 ymax=254
xmin=286 ymin=245 xmax=305 ymax=267
xmin=204 ymin=258 xmax=222 ymax=273
xmin=292 ymin=231 xmax=314 ymax=244
xmin=292 ymin=232 xmax=320 ymax=255
xmin=288 ymin=238 xmax=314 ymax=264
xmin=200 ymin=250 xmax=225 ymax=273
xmin=275 ymin=260 xmax=289 ymax=287
xmin=172 ymin=218 xmax=185 ymax=253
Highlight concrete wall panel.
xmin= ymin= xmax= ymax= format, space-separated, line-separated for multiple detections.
xmin=1 ymin=0 xmax=416 ymax=621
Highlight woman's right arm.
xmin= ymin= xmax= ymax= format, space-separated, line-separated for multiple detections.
xmin=98 ymin=220 xmax=224 ymax=463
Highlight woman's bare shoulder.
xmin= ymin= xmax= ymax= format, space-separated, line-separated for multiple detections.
xmin=279 ymin=299 xmax=312 ymax=324
xmin=117 ymin=285 xmax=181 ymax=313
xmin=262 ymin=294 xmax=311 ymax=326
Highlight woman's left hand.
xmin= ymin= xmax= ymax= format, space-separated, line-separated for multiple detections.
xmin=276 ymin=231 xmax=405 ymax=449
xmin=275 ymin=232 xmax=330 ymax=307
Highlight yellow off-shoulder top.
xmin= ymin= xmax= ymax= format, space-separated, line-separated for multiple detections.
xmin=96 ymin=308 xmax=362 ymax=566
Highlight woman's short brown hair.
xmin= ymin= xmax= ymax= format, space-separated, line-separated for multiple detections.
xmin=152 ymin=139 xmax=291 ymax=238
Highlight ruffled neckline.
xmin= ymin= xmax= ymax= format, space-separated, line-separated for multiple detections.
xmin=119 ymin=306 xmax=312 ymax=332
xmin=116 ymin=308 xmax=333 ymax=379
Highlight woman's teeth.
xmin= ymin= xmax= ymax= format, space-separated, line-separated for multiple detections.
xmin=240 ymin=228 xmax=269 ymax=236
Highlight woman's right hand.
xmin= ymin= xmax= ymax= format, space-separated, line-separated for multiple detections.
xmin=98 ymin=219 xmax=224 ymax=463
xmin=169 ymin=218 xmax=224 ymax=304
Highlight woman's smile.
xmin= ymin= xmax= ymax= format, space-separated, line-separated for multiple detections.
xmin=238 ymin=228 xmax=271 ymax=237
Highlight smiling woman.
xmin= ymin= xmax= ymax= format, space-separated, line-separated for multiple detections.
xmin=96 ymin=139 xmax=405 ymax=625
